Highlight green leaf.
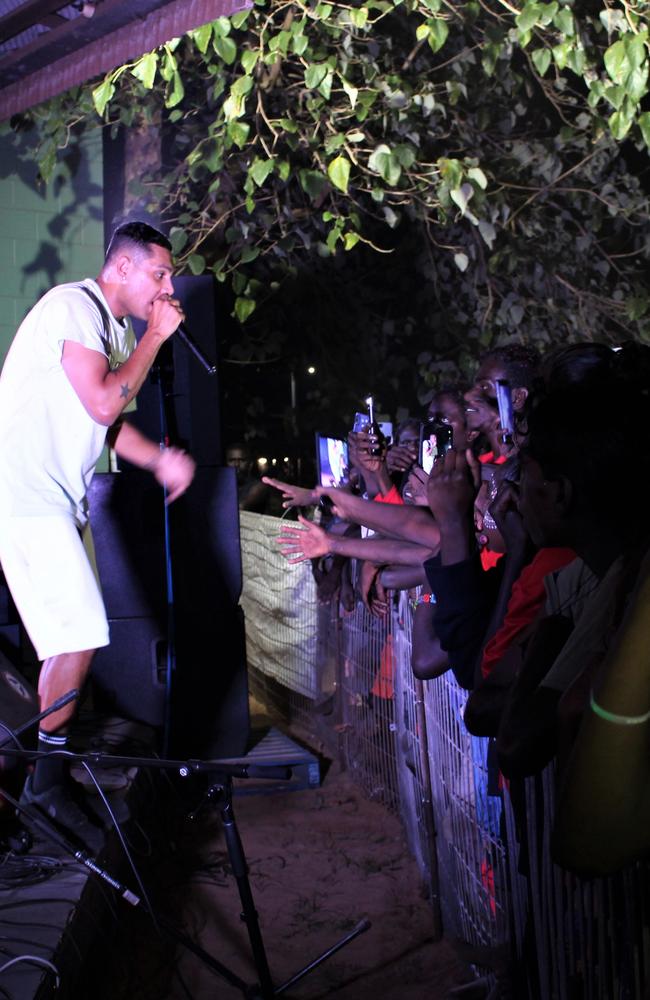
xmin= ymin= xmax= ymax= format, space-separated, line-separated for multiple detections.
xmin=368 ymin=144 xmax=402 ymax=186
xmin=344 ymin=232 xmax=360 ymax=250
xmin=478 ymin=220 xmax=496 ymax=249
xmin=292 ymin=33 xmax=308 ymax=56
xmin=191 ymin=23 xmax=213 ymax=54
xmin=341 ymin=78 xmax=359 ymax=109
xmin=165 ymin=70 xmax=184 ymax=108
xmin=214 ymin=35 xmax=237 ymax=65
xmin=626 ymin=295 xmax=649 ymax=321
xmin=299 ymin=170 xmax=328 ymax=199
xmin=639 ymin=112 xmax=650 ymax=149
xmin=241 ymin=50 xmax=258 ymax=73
xmin=395 ymin=144 xmax=416 ymax=168
xmin=249 ymin=158 xmax=275 ymax=187
xmin=160 ymin=49 xmax=177 ymax=81
xmin=626 ymin=33 xmax=647 ymax=71
xmin=131 ymin=52 xmax=158 ymax=89
xmin=603 ymin=84 xmax=625 ymax=110
xmin=553 ymin=8 xmax=574 ymax=35
xmin=350 ymin=7 xmax=369 ymax=27
xmin=552 ymin=42 xmax=570 ymax=70
xmin=565 ymin=46 xmax=586 ymax=76
xmin=305 ymin=64 xmax=328 ymax=89
xmin=326 ymin=227 xmax=342 ymax=253
xmin=454 ymin=252 xmax=469 ymax=272
xmin=213 ymin=17 xmax=231 ymax=37
xmin=604 ymin=39 xmax=629 ymax=85
xmin=231 ymin=10 xmax=249 ymax=29
xmin=531 ymin=48 xmax=551 ymax=76
xmin=325 ymin=133 xmax=346 ymax=154
xmin=438 ymin=157 xmax=463 ymax=189
xmin=240 ymin=245 xmax=260 ymax=264
xmin=609 ymin=108 xmax=634 ymax=140
xmin=231 ymin=75 xmax=254 ymax=97
xmin=467 ymin=166 xmax=487 ymax=189
xmin=450 ymin=183 xmax=474 ymax=216
xmin=276 ymin=159 xmax=291 ymax=182
xmin=188 ymin=253 xmax=206 ymax=275
xmin=234 ymin=297 xmax=256 ymax=323
xmin=92 ymin=76 xmax=115 ymax=117
xmin=328 ymin=155 xmax=351 ymax=193
xmin=318 ymin=71 xmax=334 ymax=100
xmin=516 ymin=2 xmax=542 ymax=34
xmin=538 ymin=3 xmax=558 ymax=26
xmin=427 ymin=18 xmax=449 ymax=53
xmin=227 ymin=120 xmax=250 ymax=149
xmin=170 ymin=229 xmax=187 ymax=257
xmin=626 ymin=64 xmax=649 ymax=104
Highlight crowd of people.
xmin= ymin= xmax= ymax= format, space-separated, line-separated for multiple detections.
xmin=262 ymin=341 xmax=650 ymax=880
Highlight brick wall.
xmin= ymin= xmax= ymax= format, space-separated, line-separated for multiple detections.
xmin=0 ymin=122 xmax=105 ymax=365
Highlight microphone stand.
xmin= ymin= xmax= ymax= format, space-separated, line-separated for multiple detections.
xmin=148 ymin=316 xmax=216 ymax=757
xmin=0 ymin=702 xmax=371 ymax=999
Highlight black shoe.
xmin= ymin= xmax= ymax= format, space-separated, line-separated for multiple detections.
xmin=19 ymin=776 xmax=105 ymax=855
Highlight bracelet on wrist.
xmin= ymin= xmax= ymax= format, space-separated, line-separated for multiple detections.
xmin=590 ymin=691 xmax=650 ymax=727
xmin=410 ymin=593 xmax=436 ymax=612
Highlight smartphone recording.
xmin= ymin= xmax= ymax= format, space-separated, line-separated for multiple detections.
xmin=419 ymin=420 xmax=453 ymax=474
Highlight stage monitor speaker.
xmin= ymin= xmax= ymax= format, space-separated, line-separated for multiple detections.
xmin=88 ymin=468 xmax=249 ymax=757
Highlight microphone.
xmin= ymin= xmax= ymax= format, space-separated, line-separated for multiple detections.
xmin=176 ymin=321 xmax=217 ymax=376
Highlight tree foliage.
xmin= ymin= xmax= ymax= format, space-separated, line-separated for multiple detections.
xmin=12 ymin=0 xmax=650 ymax=438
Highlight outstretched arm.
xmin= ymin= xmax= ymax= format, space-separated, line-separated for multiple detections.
xmin=263 ymin=475 xmax=440 ymax=548
xmin=108 ymin=420 xmax=195 ymax=504
xmin=277 ymin=515 xmax=435 ymax=565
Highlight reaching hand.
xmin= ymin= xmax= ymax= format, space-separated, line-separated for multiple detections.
xmin=427 ymin=448 xmax=478 ymax=525
xmin=153 ymin=446 xmax=196 ymax=503
xmin=348 ymin=429 xmax=386 ymax=475
xmin=262 ymin=476 xmax=319 ymax=509
xmin=403 ymin=466 xmax=429 ymax=506
xmin=386 ymin=442 xmax=418 ymax=475
xmin=278 ymin=515 xmax=330 ymax=563
xmin=358 ymin=560 xmax=389 ymax=619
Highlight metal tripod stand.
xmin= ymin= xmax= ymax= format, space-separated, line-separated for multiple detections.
xmin=0 ymin=711 xmax=371 ymax=998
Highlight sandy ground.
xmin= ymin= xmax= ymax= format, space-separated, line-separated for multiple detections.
xmin=95 ymin=760 xmax=471 ymax=999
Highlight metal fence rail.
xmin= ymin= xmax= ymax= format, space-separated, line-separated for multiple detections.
xmin=239 ymin=513 xmax=649 ymax=998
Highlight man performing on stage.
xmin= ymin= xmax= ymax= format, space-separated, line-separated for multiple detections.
xmin=0 ymin=221 xmax=195 ymax=850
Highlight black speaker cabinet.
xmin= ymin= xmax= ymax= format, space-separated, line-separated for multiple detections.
xmin=88 ymin=468 xmax=249 ymax=757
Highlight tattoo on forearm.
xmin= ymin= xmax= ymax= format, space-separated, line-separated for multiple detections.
xmin=120 ymin=384 xmax=131 ymax=399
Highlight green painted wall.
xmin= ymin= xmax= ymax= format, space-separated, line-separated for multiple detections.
xmin=0 ymin=122 xmax=105 ymax=366
xmin=0 ymin=121 xmax=106 ymax=466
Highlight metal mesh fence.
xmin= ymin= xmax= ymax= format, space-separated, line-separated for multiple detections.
xmin=239 ymin=514 xmax=650 ymax=997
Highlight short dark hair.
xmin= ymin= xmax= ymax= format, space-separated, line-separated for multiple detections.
xmin=539 ymin=343 xmax=614 ymax=391
xmin=482 ymin=345 xmax=540 ymax=389
xmin=105 ymin=221 xmax=171 ymax=263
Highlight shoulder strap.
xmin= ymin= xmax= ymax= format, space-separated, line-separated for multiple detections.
xmin=78 ymin=284 xmax=111 ymax=355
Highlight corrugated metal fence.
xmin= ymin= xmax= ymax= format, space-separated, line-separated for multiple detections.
xmin=239 ymin=512 xmax=650 ymax=998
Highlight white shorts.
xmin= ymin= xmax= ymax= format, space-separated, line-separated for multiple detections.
xmin=0 ymin=513 xmax=109 ymax=660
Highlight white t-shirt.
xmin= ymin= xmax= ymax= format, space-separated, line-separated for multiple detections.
xmin=0 ymin=279 xmax=135 ymax=524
